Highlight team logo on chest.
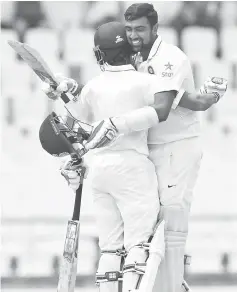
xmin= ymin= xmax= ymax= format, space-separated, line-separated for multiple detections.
xmin=148 ymin=66 xmax=155 ymax=74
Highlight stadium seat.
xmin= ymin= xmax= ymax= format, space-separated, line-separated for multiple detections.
xmin=42 ymin=1 xmax=82 ymax=28
xmin=194 ymin=59 xmax=231 ymax=88
xmin=221 ymin=27 xmax=237 ymax=61
xmin=64 ymin=28 xmax=94 ymax=64
xmin=158 ymin=26 xmax=177 ymax=46
xmin=1 ymin=29 xmax=17 ymax=64
xmin=221 ymin=2 xmax=237 ymax=27
xmin=64 ymin=28 xmax=100 ymax=83
xmin=182 ymin=26 xmax=217 ymax=61
xmin=215 ymin=89 xmax=237 ymax=126
xmin=2 ymin=62 xmax=32 ymax=97
xmin=25 ymin=28 xmax=59 ymax=65
xmin=85 ymin=1 xmax=120 ymax=27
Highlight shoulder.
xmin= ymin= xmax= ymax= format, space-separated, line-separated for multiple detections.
xmin=80 ymin=79 xmax=95 ymax=101
xmin=80 ymin=83 xmax=90 ymax=97
xmin=152 ymin=41 xmax=189 ymax=70
xmin=149 ymin=42 xmax=190 ymax=77
xmin=161 ymin=41 xmax=188 ymax=61
xmin=81 ymin=75 xmax=101 ymax=96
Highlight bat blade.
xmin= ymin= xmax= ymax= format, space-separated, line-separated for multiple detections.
xmin=57 ymin=220 xmax=80 ymax=292
xmin=8 ymin=40 xmax=73 ymax=104
xmin=8 ymin=40 xmax=58 ymax=87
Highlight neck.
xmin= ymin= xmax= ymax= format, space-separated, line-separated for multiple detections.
xmin=140 ymin=35 xmax=157 ymax=61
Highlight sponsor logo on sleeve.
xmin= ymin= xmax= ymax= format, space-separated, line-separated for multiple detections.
xmin=162 ymin=62 xmax=173 ymax=77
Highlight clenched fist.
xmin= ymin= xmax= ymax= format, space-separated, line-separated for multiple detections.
xmin=41 ymin=73 xmax=80 ymax=101
xmin=200 ymin=77 xmax=228 ymax=102
xmin=60 ymin=156 xmax=86 ymax=192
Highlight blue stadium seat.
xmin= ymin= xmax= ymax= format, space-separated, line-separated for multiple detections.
xmin=182 ymin=26 xmax=217 ymax=61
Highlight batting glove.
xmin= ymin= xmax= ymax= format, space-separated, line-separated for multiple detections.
xmin=200 ymin=77 xmax=228 ymax=102
xmin=85 ymin=119 xmax=119 ymax=150
xmin=60 ymin=156 xmax=85 ymax=192
xmin=41 ymin=73 xmax=80 ymax=101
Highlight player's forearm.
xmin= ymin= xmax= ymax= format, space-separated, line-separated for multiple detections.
xmin=179 ymin=92 xmax=218 ymax=111
xmin=111 ymin=91 xmax=175 ymax=134
xmin=111 ymin=106 xmax=159 ymax=134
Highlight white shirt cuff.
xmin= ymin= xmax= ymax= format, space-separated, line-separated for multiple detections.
xmin=172 ymin=88 xmax=185 ymax=109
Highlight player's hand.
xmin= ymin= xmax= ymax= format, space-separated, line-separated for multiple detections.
xmin=60 ymin=156 xmax=85 ymax=191
xmin=200 ymin=77 xmax=228 ymax=102
xmin=130 ymin=52 xmax=143 ymax=70
xmin=41 ymin=73 xmax=80 ymax=101
xmin=85 ymin=119 xmax=119 ymax=150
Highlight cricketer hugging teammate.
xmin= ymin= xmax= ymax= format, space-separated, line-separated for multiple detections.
xmin=14 ymin=2 xmax=228 ymax=292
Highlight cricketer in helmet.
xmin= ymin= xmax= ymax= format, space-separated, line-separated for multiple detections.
xmin=93 ymin=21 xmax=133 ymax=69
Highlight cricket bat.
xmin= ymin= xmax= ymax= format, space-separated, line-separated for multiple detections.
xmin=57 ymin=159 xmax=86 ymax=292
xmin=7 ymin=40 xmax=78 ymax=117
xmin=8 ymin=40 xmax=86 ymax=290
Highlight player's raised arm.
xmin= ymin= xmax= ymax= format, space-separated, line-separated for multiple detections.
xmin=155 ymin=54 xmax=228 ymax=112
xmin=41 ymin=74 xmax=93 ymax=123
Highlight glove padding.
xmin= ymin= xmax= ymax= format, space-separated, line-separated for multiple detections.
xmin=60 ymin=156 xmax=85 ymax=192
xmin=85 ymin=119 xmax=118 ymax=150
xmin=41 ymin=73 xmax=80 ymax=101
xmin=200 ymin=77 xmax=228 ymax=102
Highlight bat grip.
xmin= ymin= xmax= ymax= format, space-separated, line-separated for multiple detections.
xmin=61 ymin=92 xmax=70 ymax=104
xmin=72 ymin=184 xmax=83 ymax=221
xmin=71 ymin=155 xmax=85 ymax=221
xmin=51 ymin=84 xmax=70 ymax=104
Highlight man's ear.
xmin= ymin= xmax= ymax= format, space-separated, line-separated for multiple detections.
xmin=152 ymin=23 xmax=158 ymax=36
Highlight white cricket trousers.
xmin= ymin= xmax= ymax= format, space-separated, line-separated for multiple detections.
xmin=148 ymin=136 xmax=203 ymax=292
xmin=88 ymin=150 xmax=160 ymax=252
xmin=148 ymin=136 xmax=203 ymax=210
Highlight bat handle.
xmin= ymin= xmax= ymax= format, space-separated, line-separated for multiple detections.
xmin=61 ymin=92 xmax=71 ymax=104
xmin=72 ymin=184 xmax=83 ymax=221
xmin=71 ymin=158 xmax=86 ymax=221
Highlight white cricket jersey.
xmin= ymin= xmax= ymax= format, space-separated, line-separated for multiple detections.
xmin=137 ymin=35 xmax=201 ymax=144
xmin=74 ymin=64 xmax=161 ymax=156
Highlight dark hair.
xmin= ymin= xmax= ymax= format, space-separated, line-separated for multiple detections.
xmin=124 ymin=3 xmax=158 ymax=28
